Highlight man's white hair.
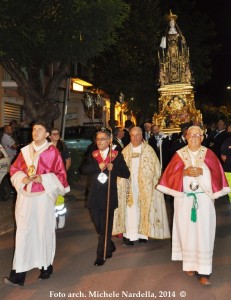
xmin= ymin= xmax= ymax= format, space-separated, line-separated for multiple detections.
xmin=187 ymin=125 xmax=204 ymax=135
xmin=130 ymin=126 xmax=142 ymax=135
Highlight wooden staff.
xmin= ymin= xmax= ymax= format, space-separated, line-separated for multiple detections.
xmin=103 ymin=130 xmax=113 ymax=261
xmin=159 ymin=137 xmax=163 ymax=173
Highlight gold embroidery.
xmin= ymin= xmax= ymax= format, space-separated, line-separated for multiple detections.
xmin=179 ymin=146 xmax=207 ymax=168
xmin=132 ymin=153 xmax=140 ymax=158
xmin=126 ymin=192 xmax=134 ymax=207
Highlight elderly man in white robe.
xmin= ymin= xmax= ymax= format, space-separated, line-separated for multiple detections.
xmin=113 ymin=126 xmax=170 ymax=245
xmin=3 ymin=121 xmax=69 ymax=286
xmin=157 ymin=125 xmax=231 ymax=286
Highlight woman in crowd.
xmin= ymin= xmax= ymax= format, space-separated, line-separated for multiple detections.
xmin=221 ymin=121 xmax=231 ymax=202
xmin=50 ymin=128 xmax=71 ymax=229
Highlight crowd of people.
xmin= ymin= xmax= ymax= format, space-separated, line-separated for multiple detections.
xmin=79 ymin=118 xmax=231 ymax=286
xmin=1 ymin=118 xmax=231 ymax=287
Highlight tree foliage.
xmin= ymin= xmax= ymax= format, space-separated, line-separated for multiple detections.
xmin=0 ymin=0 xmax=220 ymax=125
xmin=200 ymin=104 xmax=231 ymax=125
xmin=0 ymin=0 xmax=129 ymax=123
xmin=92 ymin=0 xmax=161 ymax=124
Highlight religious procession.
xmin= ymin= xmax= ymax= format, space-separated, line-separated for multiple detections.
xmin=0 ymin=3 xmax=231 ymax=299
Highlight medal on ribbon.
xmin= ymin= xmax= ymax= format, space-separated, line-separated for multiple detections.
xmin=28 ymin=165 xmax=36 ymax=178
xmin=189 ymin=181 xmax=199 ymax=191
xmin=92 ymin=149 xmax=118 ymax=184
xmin=97 ymin=172 xmax=108 ymax=184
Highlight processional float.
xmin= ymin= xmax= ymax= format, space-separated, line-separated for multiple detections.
xmin=153 ymin=11 xmax=203 ymax=134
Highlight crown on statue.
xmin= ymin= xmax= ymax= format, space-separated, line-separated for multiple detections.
xmin=167 ymin=10 xmax=178 ymax=22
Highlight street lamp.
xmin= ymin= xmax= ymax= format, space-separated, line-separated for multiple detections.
xmin=82 ymin=92 xmax=103 ymax=124
xmin=83 ymin=92 xmax=94 ymax=109
xmin=94 ymin=93 xmax=103 ymax=107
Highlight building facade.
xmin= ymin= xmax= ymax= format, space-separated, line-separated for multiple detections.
xmin=0 ymin=65 xmax=111 ymax=130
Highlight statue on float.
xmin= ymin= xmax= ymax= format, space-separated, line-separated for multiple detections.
xmin=153 ymin=11 xmax=202 ymax=131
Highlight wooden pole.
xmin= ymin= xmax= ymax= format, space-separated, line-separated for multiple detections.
xmin=103 ymin=130 xmax=113 ymax=261
xmin=159 ymin=138 xmax=163 ymax=173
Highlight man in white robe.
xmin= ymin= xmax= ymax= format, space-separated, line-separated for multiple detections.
xmin=113 ymin=127 xmax=170 ymax=245
xmin=3 ymin=121 xmax=69 ymax=286
xmin=157 ymin=126 xmax=231 ymax=286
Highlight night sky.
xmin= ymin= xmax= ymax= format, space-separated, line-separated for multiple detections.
xmin=195 ymin=1 xmax=231 ymax=105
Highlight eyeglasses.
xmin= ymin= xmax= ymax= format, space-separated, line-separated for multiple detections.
xmin=96 ymin=138 xmax=109 ymax=142
xmin=187 ymin=134 xmax=203 ymax=138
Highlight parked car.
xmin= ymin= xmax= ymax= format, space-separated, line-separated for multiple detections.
xmin=64 ymin=126 xmax=96 ymax=152
xmin=0 ymin=144 xmax=12 ymax=201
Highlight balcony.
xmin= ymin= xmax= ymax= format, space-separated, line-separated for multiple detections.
xmin=2 ymin=70 xmax=17 ymax=89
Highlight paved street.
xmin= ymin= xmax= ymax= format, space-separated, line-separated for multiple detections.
xmin=0 ymin=175 xmax=231 ymax=300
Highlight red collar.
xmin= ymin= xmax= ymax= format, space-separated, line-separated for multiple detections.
xmin=92 ymin=149 xmax=118 ymax=171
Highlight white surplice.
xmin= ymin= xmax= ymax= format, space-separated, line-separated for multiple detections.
xmin=172 ymin=150 xmax=216 ymax=275
xmin=11 ymin=143 xmax=69 ymax=273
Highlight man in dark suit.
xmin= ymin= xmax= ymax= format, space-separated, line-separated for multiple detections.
xmin=80 ymin=128 xmax=130 ymax=266
xmin=112 ymin=127 xmax=124 ymax=152
xmin=142 ymin=122 xmax=152 ymax=141
xmin=170 ymin=122 xmax=192 ymax=158
xmin=148 ymin=124 xmax=171 ymax=171
xmin=207 ymin=119 xmax=228 ymax=163
xmin=122 ymin=120 xmax=133 ymax=147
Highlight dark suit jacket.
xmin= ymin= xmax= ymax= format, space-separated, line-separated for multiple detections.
xmin=208 ymin=130 xmax=228 ymax=160
xmin=112 ymin=138 xmax=124 ymax=152
xmin=148 ymin=136 xmax=171 ymax=170
xmin=170 ymin=136 xmax=187 ymax=158
xmin=122 ymin=129 xmax=130 ymax=147
xmin=80 ymin=151 xmax=130 ymax=210
xmin=142 ymin=130 xmax=151 ymax=141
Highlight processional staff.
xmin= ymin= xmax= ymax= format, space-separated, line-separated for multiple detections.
xmin=103 ymin=129 xmax=113 ymax=261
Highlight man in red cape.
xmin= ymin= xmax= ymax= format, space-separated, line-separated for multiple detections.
xmin=157 ymin=125 xmax=231 ymax=286
xmin=4 ymin=121 xmax=69 ymax=286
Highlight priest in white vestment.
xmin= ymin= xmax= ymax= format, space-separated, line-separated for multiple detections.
xmin=157 ymin=125 xmax=231 ymax=286
xmin=3 ymin=121 xmax=69 ymax=286
xmin=113 ymin=127 xmax=170 ymax=245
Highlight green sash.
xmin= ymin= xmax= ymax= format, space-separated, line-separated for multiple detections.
xmin=185 ymin=192 xmax=204 ymax=222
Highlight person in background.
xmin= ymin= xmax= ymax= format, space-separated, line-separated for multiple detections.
xmin=1 ymin=125 xmax=18 ymax=162
xmin=112 ymin=127 xmax=124 ymax=152
xmin=80 ymin=128 xmax=130 ymax=266
xmin=170 ymin=122 xmax=192 ymax=158
xmin=157 ymin=125 xmax=231 ymax=286
xmin=221 ymin=121 xmax=231 ymax=202
xmin=107 ymin=120 xmax=119 ymax=132
xmin=122 ymin=120 xmax=134 ymax=147
xmin=206 ymin=122 xmax=216 ymax=138
xmin=207 ymin=119 xmax=228 ymax=163
xmin=50 ymin=128 xmax=71 ymax=229
xmin=9 ymin=120 xmax=22 ymax=147
xmin=113 ymin=127 xmax=170 ymax=245
xmin=142 ymin=122 xmax=152 ymax=141
xmin=0 ymin=143 xmax=12 ymax=202
xmin=80 ymin=131 xmax=98 ymax=208
xmin=148 ymin=124 xmax=171 ymax=171
xmin=3 ymin=121 xmax=69 ymax=286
